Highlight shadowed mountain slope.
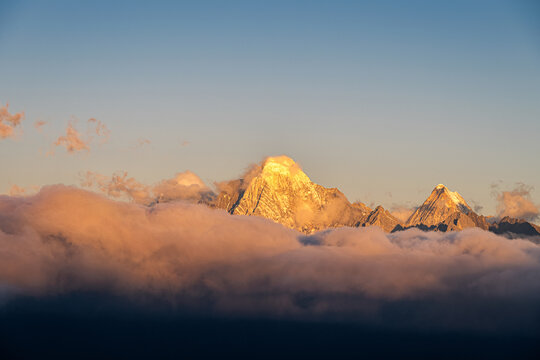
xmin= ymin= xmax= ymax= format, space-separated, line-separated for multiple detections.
xmin=490 ymin=216 xmax=540 ymax=237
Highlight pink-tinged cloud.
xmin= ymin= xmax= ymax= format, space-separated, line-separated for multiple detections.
xmin=0 ymin=103 xmax=24 ymax=139
xmin=81 ymin=170 xmax=214 ymax=204
xmin=87 ymin=118 xmax=110 ymax=142
xmin=153 ymin=171 xmax=215 ymax=203
xmin=7 ymin=185 xmax=40 ymax=196
xmin=81 ymin=171 xmax=150 ymax=203
xmin=495 ymin=183 xmax=539 ymax=222
xmin=53 ymin=121 xmax=90 ymax=153
xmin=52 ymin=118 xmax=110 ymax=154
xmin=33 ymin=120 xmax=47 ymax=131
xmin=1 ymin=186 xmax=540 ymax=333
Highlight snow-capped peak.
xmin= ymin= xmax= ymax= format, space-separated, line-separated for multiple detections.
xmin=260 ymin=155 xmax=311 ymax=184
xmin=405 ymin=184 xmax=472 ymax=227
xmin=431 ymin=184 xmax=469 ymax=209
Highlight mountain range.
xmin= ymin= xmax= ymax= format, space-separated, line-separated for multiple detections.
xmin=195 ymin=156 xmax=539 ymax=237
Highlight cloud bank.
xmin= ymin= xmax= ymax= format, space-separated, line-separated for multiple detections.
xmin=1 ymin=186 xmax=540 ymax=334
xmin=0 ymin=103 xmax=24 ymax=139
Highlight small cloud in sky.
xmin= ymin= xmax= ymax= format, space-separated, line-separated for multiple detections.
xmin=33 ymin=120 xmax=47 ymax=132
xmin=493 ymin=183 xmax=539 ymax=222
xmin=180 ymin=140 xmax=190 ymax=147
xmin=0 ymin=103 xmax=24 ymax=140
xmin=53 ymin=121 xmax=90 ymax=154
xmin=52 ymin=118 xmax=109 ymax=155
xmin=469 ymin=200 xmax=484 ymax=214
xmin=88 ymin=118 xmax=110 ymax=143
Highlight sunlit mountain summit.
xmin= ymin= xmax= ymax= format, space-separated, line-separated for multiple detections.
xmin=403 ymin=184 xmax=489 ymax=231
xmin=213 ymin=155 xmax=372 ymax=233
xmin=207 ymin=156 xmax=539 ymax=237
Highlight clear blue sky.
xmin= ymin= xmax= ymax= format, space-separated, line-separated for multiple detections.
xmin=1 ymin=0 xmax=539 ymax=214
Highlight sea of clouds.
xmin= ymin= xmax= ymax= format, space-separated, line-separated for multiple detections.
xmin=1 ymin=185 xmax=540 ymax=335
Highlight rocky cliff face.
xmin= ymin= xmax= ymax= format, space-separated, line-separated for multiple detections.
xmin=213 ymin=156 xmax=395 ymax=233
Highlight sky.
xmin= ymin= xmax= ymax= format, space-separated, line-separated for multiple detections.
xmin=1 ymin=0 xmax=539 ymax=216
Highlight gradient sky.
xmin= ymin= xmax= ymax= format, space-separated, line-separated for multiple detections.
xmin=1 ymin=0 xmax=539 ymax=215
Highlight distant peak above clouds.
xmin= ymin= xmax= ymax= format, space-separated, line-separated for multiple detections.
xmin=406 ymin=184 xmax=473 ymax=228
xmin=401 ymin=184 xmax=539 ymax=237
xmin=75 ymin=155 xmax=540 ymax=238
xmin=404 ymin=184 xmax=487 ymax=231
xmin=213 ymin=155 xmax=366 ymax=233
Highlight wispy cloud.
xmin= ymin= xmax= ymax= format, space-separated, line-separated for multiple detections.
xmin=390 ymin=205 xmax=416 ymax=223
xmin=81 ymin=171 xmax=150 ymax=203
xmin=53 ymin=121 xmax=90 ymax=154
xmin=33 ymin=120 xmax=47 ymax=132
xmin=0 ymin=103 xmax=24 ymax=139
xmin=52 ymin=118 xmax=109 ymax=155
xmin=493 ymin=183 xmax=539 ymax=222
xmin=81 ymin=170 xmax=214 ymax=204
xmin=87 ymin=118 xmax=110 ymax=142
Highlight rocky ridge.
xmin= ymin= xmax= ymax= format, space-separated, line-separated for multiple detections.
xmin=198 ymin=156 xmax=538 ymax=237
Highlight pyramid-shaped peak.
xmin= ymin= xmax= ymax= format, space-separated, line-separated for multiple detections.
xmin=406 ymin=184 xmax=472 ymax=227
xmin=428 ymin=184 xmax=469 ymax=209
